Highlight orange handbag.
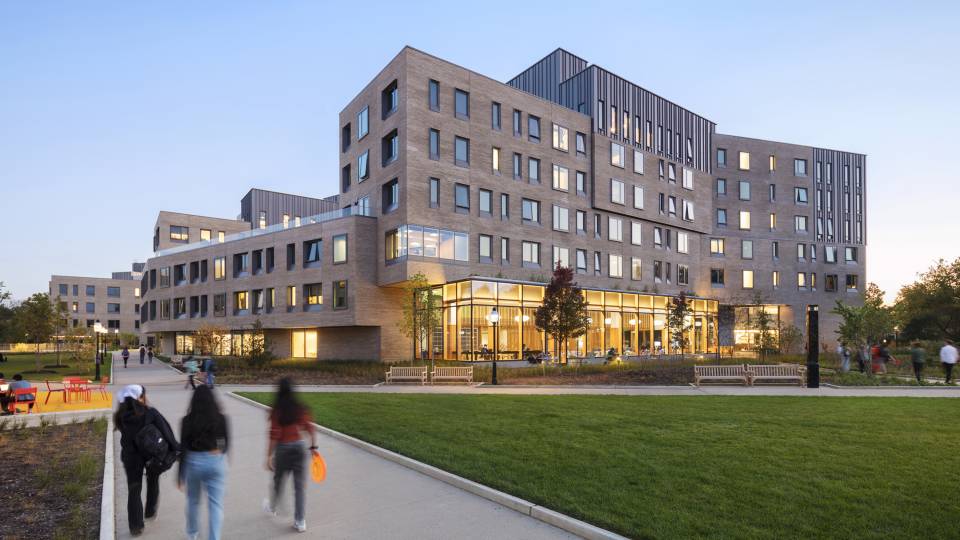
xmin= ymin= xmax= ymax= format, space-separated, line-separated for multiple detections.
xmin=311 ymin=449 xmax=326 ymax=483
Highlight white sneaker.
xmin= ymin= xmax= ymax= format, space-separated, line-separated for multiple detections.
xmin=294 ymin=520 xmax=306 ymax=532
xmin=262 ymin=497 xmax=276 ymax=517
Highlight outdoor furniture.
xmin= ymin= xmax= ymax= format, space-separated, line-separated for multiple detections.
xmin=385 ymin=366 xmax=428 ymax=385
xmin=92 ymin=376 xmax=110 ymax=399
xmin=431 ymin=366 xmax=473 ymax=384
xmin=694 ymin=364 xmax=750 ymax=386
xmin=9 ymin=387 xmax=38 ymax=414
xmin=170 ymin=355 xmax=184 ymax=367
xmin=747 ymin=364 xmax=806 ymax=387
xmin=64 ymin=377 xmax=91 ymax=402
xmin=44 ymin=380 xmax=68 ymax=404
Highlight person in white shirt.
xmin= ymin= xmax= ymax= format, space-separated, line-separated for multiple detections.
xmin=939 ymin=341 xmax=958 ymax=384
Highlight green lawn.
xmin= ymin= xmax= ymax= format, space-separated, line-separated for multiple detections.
xmin=2 ymin=352 xmax=112 ymax=381
xmin=240 ymin=392 xmax=959 ymax=539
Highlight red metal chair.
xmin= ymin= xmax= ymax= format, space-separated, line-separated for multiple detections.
xmin=64 ymin=378 xmax=91 ymax=403
xmin=9 ymin=387 xmax=38 ymax=415
xmin=45 ymin=380 xmax=68 ymax=404
xmin=92 ymin=376 xmax=110 ymax=399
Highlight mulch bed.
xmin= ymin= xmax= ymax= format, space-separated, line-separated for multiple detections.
xmin=0 ymin=420 xmax=106 ymax=540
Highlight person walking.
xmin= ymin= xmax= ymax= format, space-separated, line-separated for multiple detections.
xmin=910 ymin=342 xmax=926 ymax=383
xmin=202 ymin=357 xmax=216 ymax=387
xmin=184 ymin=355 xmax=199 ymax=390
xmin=838 ymin=343 xmax=851 ymax=373
xmin=147 ymin=346 xmax=154 ymax=364
xmin=139 ymin=345 xmax=146 ymax=364
xmin=114 ymin=385 xmax=179 ymax=537
xmin=940 ymin=340 xmax=958 ymax=384
xmin=122 ymin=346 xmax=130 ymax=369
xmin=878 ymin=343 xmax=891 ymax=374
xmin=263 ymin=378 xmax=317 ymax=533
xmin=179 ymin=385 xmax=230 ymax=540
xmin=855 ymin=346 xmax=866 ymax=373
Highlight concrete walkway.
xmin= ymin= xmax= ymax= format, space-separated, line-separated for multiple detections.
xmin=111 ymin=357 xmax=575 ymax=539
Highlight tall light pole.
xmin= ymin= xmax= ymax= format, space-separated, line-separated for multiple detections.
xmin=488 ymin=307 xmax=500 ymax=385
xmin=806 ymin=305 xmax=819 ymax=388
xmin=93 ymin=321 xmax=105 ymax=381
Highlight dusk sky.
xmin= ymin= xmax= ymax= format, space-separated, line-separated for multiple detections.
xmin=1 ymin=1 xmax=957 ymax=302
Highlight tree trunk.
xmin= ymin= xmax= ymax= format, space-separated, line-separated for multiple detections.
xmin=35 ymin=342 xmax=41 ymax=372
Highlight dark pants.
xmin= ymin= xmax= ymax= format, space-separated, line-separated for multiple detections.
xmin=123 ymin=355 xmax=129 ymax=368
xmin=140 ymin=352 xmax=145 ymax=364
xmin=913 ymin=362 xmax=924 ymax=382
xmin=945 ymin=363 xmax=955 ymax=384
xmin=123 ymin=456 xmax=160 ymax=532
xmin=271 ymin=441 xmax=306 ymax=522
xmin=186 ymin=373 xmax=196 ymax=389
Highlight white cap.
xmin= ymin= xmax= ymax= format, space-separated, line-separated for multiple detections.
xmin=117 ymin=384 xmax=144 ymax=402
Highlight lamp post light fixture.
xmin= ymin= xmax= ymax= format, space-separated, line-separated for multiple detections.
xmin=488 ymin=307 xmax=500 ymax=385
xmin=93 ymin=321 xmax=106 ymax=381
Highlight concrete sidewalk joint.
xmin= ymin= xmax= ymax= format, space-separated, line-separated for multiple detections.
xmin=100 ymin=414 xmax=116 ymax=540
xmin=226 ymin=391 xmax=628 ymax=540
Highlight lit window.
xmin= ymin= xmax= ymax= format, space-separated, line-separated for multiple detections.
xmin=710 ymin=238 xmax=725 ymax=255
xmin=552 ymin=124 xmax=568 ymax=151
xmin=631 ymin=257 xmax=642 ymax=280
xmin=170 ymin=225 xmax=189 ymax=241
xmin=770 ymin=213 xmax=777 ymax=230
xmin=742 ymin=270 xmax=754 ymax=289
xmin=798 ymin=272 xmax=807 ymax=289
xmin=305 ymin=283 xmax=323 ymax=306
xmin=846 ymin=274 xmax=859 ymax=290
xmin=739 ymin=211 xmax=751 ymax=230
xmin=768 ymin=155 xmax=776 ymax=172
xmin=609 ymin=254 xmax=623 ymax=278
xmin=773 ymin=271 xmax=781 ymax=288
xmin=333 ymin=234 xmax=347 ymax=264
xmin=492 ymin=147 xmax=500 ymax=174
xmin=200 ymin=229 xmax=211 ymax=241
xmin=739 ymin=151 xmax=750 ymax=170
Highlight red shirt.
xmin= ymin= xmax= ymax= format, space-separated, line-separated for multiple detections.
xmin=269 ymin=408 xmax=316 ymax=443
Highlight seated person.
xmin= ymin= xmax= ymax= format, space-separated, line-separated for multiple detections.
xmin=6 ymin=374 xmax=35 ymax=413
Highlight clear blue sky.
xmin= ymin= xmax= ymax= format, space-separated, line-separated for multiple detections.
xmin=1 ymin=1 xmax=958 ymax=302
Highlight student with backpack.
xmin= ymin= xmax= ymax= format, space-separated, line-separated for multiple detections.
xmin=179 ymin=385 xmax=230 ymax=540
xmin=114 ymin=385 xmax=179 ymax=536
xmin=203 ymin=357 xmax=216 ymax=387
xmin=122 ymin=346 xmax=130 ymax=368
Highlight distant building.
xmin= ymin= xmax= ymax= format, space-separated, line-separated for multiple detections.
xmin=49 ymin=262 xmax=145 ymax=337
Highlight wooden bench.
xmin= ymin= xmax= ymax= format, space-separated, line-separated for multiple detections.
xmin=747 ymin=364 xmax=806 ymax=387
xmin=431 ymin=366 xmax=473 ymax=384
xmin=170 ymin=355 xmax=184 ymax=367
xmin=694 ymin=364 xmax=749 ymax=386
xmin=385 ymin=366 xmax=428 ymax=385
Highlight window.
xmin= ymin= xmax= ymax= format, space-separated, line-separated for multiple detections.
xmin=608 ymin=217 xmax=622 ymax=242
xmin=677 ymin=232 xmax=689 ymax=254
xmin=332 ymin=280 xmax=348 ymax=309
xmin=478 ymin=234 xmax=492 ymax=260
xmin=357 ymin=106 xmax=369 ymax=139
xmin=576 ymin=210 xmax=586 ymax=233
xmin=577 ymin=171 xmax=587 ymax=193
xmin=522 ymin=199 xmax=540 ymax=224
xmin=631 ymin=257 xmax=642 ymax=280
xmin=491 ymin=102 xmax=501 ymax=130
xmin=845 ymin=247 xmax=858 ymax=263
xmin=717 ymin=148 xmax=727 ymax=167
xmin=107 ymin=286 xmax=120 ymax=297
xmin=291 ymin=330 xmax=318 ymax=358
xmin=739 ymin=181 xmax=751 ymax=200
xmin=798 ymin=272 xmax=808 ymax=289
xmin=677 ymin=264 xmax=690 ymax=285
xmin=304 ymin=239 xmax=322 ymax=267
xmin=772 ymin=241 xmax=780 ymax=259
xmin=682 ymin=168 xmax=693 ymax=190
xmin=454 ymin=89 xmax=469 ymax=119
xmin=358 ymin=150 xmax=369 ymax=181
xmin=668 ymin=163 xmax=676 ymax=182
xmin=214 ymin=257 xmax=225 ymax=280
xmin=598 ymin=100 xmax=605 ymax=133
xmin=381 ymin=80 xmax=398 ymax=119
xmin=552 ymin=124 xmax=568 ymax=151
xmin=769 ymin=184 xmax=776 ymax=202
xmin=741 ymin=239 xmax=754 ymax=259
xmin=825 ymin=246 xmax=838 ymax=263
xmin=528 ymin=158 xmax=540 ymax=183
xmin=631 ymin=222 xmax=642 ymax=245
xmin=576 ymin=132 xmax=586 ymax=155
xmin=658 ymin=160 xmax=664 ymax=179
xmin=825 ymin=274 xmax=838 ymax=292
xmin=341 ymin=164 xmax=351 ymax=192
xmin=552 ymin=164 xmax=569 ymax=191
xmin=170 ymin=225 xmax=188 ymax=242
xmin=522 ymin=241 xmax=540 ymax=266
xmin=501 ymin=237 xmax=509 ymax=263
xmin=742 ymin=270 xmax=755 ymax=289
xmin=429 ymin=177 xmax=439 ymax=207
xmin=739 ymin=151 xmax=750 ymax=170
xmin=717 ymin=208 xmax=727 ymax=226
xmin=382 ymin=129 xmax=398 ymax=165
xmin=552 ymin=205 xmax=569 ymax=232
xmin=611 ymin=179 xmax=625 ymax=204
xmin=286 ymin=286 xmax=297 ymax=309
xmin=795 ymin=215 xmax=808 ymax=232
xmin=794 ymin=158 xmax=808 ymax=176
xmin=769 ymin=155 xmax=776 ymax=172
xmin=770 ymin=213 xmax=777 ymax=230
xmin=200 ymin=229 xmax=211 ymax=241
xmin=333 ymin=234 xmax=347 ymax=264
xmin=668 ymin=196 xmax=677 ymax=216
xmin=107 ymin=303 xmax=120 ymax=313
xmin=553 ymin=246 xmax=570 ymax=268
xmin=158 ymin=267 xmax=170 ymax=288
xmin=653 ymin=260 xmax=663 ymax=282
xmin=454 ymin=136 xmax=470 ymax=167
xmin=633 ymin=149 xmax=644 ymax=174
xmin=174 ymin=264 xmax=187 ymax=284
xmin=609 ymin=254 xmax=623 ymax=278
xmin=234 ymin=291 xmax=249 ymax=313
xmin=382 ymin=178 xmax=399 ymax=212
xmin=57 ymin=283 xmax=68 ymax=296
xmin=479 ymin=189 xmax=492 ymax=214
xmin=513 ymin=153 xmax=522 ymax=178
xmin=795 ymin=187 xmax=809 ymax=204
xmin=528 ymin=115 xmax=540 ymax=142
xmin=429 ymin=129 xmax=440 ymax=160
xmin=658 ymin=193 xmax=665 ymax=214
xmin=341 ymin=123 xmax=351 ymax=152
xmin=682 ymin=200 xmax=695 ymax=222
xmin=84 ymin=302 xmax=95 ymax=313
xmin=305 ymin=283 xmax=323 ymax=307
xmin=513 ymin=109 xmax=522 ymax=136
xmin=501 ymin=193 xmax=509 ymax=220
xmin=611 ymin=142 xmax=625 ymax=168
xmin=632 ymin=185 xmax=644 ymax=210
xmin=428 ymin=79 xmax=440 ymax=111
xmin=455 ymin=183 xmax=470 ymax=212
xmin=739 ymin=211 xmax=751 ymax=230
xmin=711 ymin=268 xmax=725 ymax=286
xmin=218 ymin=231 xmax=225 ymax=242
xmin=492 ymin=147 xmax=500 ymax=174
xmin=594 ymin=214 xmax=602 ymax=239
xmin=286 ymin=243 xmax=296 ymax=270
xmin=594 ymin=251 xmax=602 ymax=275
xmin=710 ymin=238 xmax=725 ymax=255
xmin=577 ymin=250 xmax=588 ymax=273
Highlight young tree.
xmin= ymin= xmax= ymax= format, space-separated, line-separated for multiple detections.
xmin=895 ymin=257 xmax=960 ymax=342
xmin=534 ymin=265 xmax=589 ymax=363
xmin=778 ymin=324 xmax=803 ymax=355
xmin=15 ymin=292 xmax=57 ymax=372
xmin=194 ymin=323 xmax=228 ymax=356
xmin=832 ymin=282 xmax=894 ymax=352
xmin=64 ymin=325 xmax=94 ymax=364
xmin=0 ymin=282 xmax=16 ymax=343
xmin=52 ymin=294 xmax=71 ymax=366
xmin=398 ymin=272 xmax=441 ymax=364
xmin=247 ymin=318 xmax=273 ymax=367
xmin=667 ymin=293 xmax=692 ymax=359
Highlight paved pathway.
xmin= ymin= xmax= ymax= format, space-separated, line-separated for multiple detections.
xmin=111 ymin=357 xmax=575 ymax=539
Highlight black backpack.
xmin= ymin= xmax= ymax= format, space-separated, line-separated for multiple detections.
xmin=135 ymin=416 xmax=177 ymax=473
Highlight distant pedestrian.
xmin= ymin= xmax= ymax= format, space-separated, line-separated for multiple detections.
xmin=122 ymin=346 xmax=130 ymax=369
xmin=147 ymin=346 xmax=154 ymax=364
xmin=878 ymin=343 xmax=892 ymax=374
xmin=114 ymin=385 xmax=179 ymax=537
xmin=838 ymin=343 xmax=851 ymax=373
xmin=202 ymin=357 xmax=216 ymax=387
xmin=179 ymin=385 xmax=230 ymax=540
xmin=263 ymin=378 xmax=317 ymax=533
xmin=184 ymin=356 xmax=199 ymax=390
xmin=940 ymin=340 xmax=958 ymax=384
xmin=855 ymin=346 xmax=866 ymax=373
xmin=140 ymin=345 xmax=146 ymax=364
xmin=480 ymin=344 xmax=491 ymax=361
xmin=870 ymin=344 xmax=884 ymax=374
xmin=910 ymin=342 xmax=926 ymax=383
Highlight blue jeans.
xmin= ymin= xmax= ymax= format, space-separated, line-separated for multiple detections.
xmin=184 ymin=451 xmax=226 ymax=540
xmin=206 ymin=371 xmax=215 ymax=387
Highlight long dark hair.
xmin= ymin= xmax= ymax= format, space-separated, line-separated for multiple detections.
xmin=113 ymin=387 xmax=146 ymax=428
xmin=272 ymin=377 xmax=304 ymax=426
xmin=184 ymin=385 xmax=223 ymax=439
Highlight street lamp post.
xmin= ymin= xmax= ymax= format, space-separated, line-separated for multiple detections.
xmin=93 ymin=321 xmax=105 ymax=381
xmin=488 ymin=307 xmax=500 ymax=385
xmin=806 ymin=305 xmax=819 ymax=388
